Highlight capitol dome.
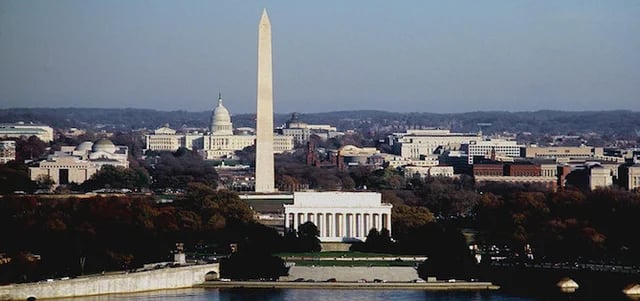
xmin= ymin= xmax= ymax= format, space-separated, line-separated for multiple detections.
xmin=92 ymin=138 xmax=117 ymax=153
xmin=210 ymin=93 xmax=233 ymax=136
xmin=75 ymin=141 xmax=94 ymax=152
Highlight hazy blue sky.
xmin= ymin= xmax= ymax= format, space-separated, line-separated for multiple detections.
xmin=0 ymin=1 xmax=638 ymax=114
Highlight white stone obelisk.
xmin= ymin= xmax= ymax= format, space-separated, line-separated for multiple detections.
xmin=255 ymin=9 xmax=275 ymax=193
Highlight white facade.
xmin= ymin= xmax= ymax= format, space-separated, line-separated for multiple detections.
xmin=279 ymin=113 xmax=342 ymax=144
xmin=385 ymin=154 xmax=440 ymax=168
xmin=589 ymin=166 xmax=613 ymax=190
xmin=524 ymin=146 xmax=604 ymax=159
xmin=284 ymin=192 xmax=392 ymax=242
xmin=0 ymin=141 xmax=16 ymax=163
xmin=391 ymin=129 xmax=481 ymax=159
xmin=466 ymin=139 xmax=523 ymax=157
xmin=29 ymin=139 xmax=129 ymax=185
xmin=403 ymin=165 xmax=455 ymax=178
xmin=540 ymin=163 xmax=558 ymax=177
xmin=202 ymin=133 xmax=255 ymax=159
xmin=0 ymin=123 xmax=54 ymax=142
xmin=144 ymin=127 xmax=204 ymax=152
xmin=623 ymin=165 xmax=640 ymax=191
xmin=144 ymin=95 xmax=293 ymax=159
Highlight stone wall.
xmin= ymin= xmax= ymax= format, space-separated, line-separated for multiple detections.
xmin=281 ymin=266 xmax=419 ymax=282
xmin=319 ymin=242 xmax=351 ymax=252
xmin=0 ymin=264 xmax=218 ymax=301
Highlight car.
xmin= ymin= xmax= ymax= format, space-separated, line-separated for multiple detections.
xmin=293 ymin=278 xmax=305 ymax=282
xmin=325 ymin=278 xmax=337 ymax=282
xmin=357 ymin=279 xmax=367 ymax=283
xmin=447 ymin=279 xmax=456 ymax=283
xmin=373 ymin=279 xmax=387 ymax=283
xmin=412 ymin=279 xmax=426 ymax=283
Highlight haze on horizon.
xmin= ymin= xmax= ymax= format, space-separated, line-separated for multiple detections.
xmin=0 ymin=1 xmax=638 ymax=115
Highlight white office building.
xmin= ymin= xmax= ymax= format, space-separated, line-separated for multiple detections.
xmin=465 ymin=139 xmax=524 ymax=158
xmin=0 ymin=123 xmax=54 ymax=143
xmin=390 ymin=129 xmax=481 ymax=159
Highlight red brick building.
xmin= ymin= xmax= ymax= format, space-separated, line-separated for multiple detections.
xmin=473 ymin=164 xmax=504 ymax=176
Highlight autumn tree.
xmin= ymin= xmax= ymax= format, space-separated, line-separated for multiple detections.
xmin=15 ymin=136 xmax=48 ymax=162
xmin=145 ymin=148 xmax=218 ymax=190
xmin=81 ymin=165 xmax=149 ymax=190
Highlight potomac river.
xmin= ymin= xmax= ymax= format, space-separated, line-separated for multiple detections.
xmin=53 ymin=288 xmax=535 ymax=301
xmin=49 ymin=287 xmax=637 ymax=301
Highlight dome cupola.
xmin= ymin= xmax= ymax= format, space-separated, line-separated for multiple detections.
xmin=92 ymin=138 xmax=116 ymax=153
xmin=210 ymin=93 xmax=233 ymax=136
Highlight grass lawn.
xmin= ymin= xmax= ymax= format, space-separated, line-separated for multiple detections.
xmin=290 ymin=260 xmax=418 ymax=267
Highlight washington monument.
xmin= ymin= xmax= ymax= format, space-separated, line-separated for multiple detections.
xmin=255 ymin=9 xmax=275 ymax=193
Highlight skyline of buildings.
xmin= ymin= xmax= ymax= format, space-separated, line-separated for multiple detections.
xmin=143 ymin=94 xmax=294 ymax=159
xmin=0 ymin=8 xmax=639 ymax=194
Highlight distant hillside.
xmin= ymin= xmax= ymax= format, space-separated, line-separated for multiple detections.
xmin=0 ymin=108 xmax=639 ymax=138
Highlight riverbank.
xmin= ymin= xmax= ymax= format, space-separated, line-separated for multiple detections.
xmin=0 ymin=264 xmax=219 ymax=301
xmin=197 ymin=280 xmax=500 ymax=291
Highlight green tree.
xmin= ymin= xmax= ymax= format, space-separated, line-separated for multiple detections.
xmin=146 ymin=148 xmax=218 ymax=190
xmin=81 ymin=165 xmax=149 ymax=191
xmin=34 ymin=174 xmax=55 ymax=191
xmin=0 ymin=161 xmax=36 ymax=194
xmin=296 ymin=221 xmax=321 ymax=252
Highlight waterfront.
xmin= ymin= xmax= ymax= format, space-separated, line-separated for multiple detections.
xmin=58 ymin=288 xmax=534 ymax=301
xmin=51 ymin=287 xmax=640 ymax=301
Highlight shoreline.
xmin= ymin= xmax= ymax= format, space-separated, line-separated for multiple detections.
xmin=196 ymin=281 xmax=500 ymax=291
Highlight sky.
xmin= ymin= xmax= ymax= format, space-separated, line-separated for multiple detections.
xmin=0 ymin=1 xmax=639 ymax=114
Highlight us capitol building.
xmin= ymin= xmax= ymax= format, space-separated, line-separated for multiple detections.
xmin=144 ymin=94 xmax=294 ymax=159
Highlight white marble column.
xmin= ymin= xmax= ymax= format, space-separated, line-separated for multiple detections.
xmin=317 ymin=213 xmax=323 ymax=237
xmin=293 ymin=211 xmax=298 ymax=231
xmin=344 ymin=214 xmax=349 ymax=237
xmin=383 ymin=213 xmax=390 ymax=231
xmin=285 ymin=213 xmax=290 ymax=231
xmin=339 ymin=214 xmax=345 ymax=237
xmin=357 ymin=214 xmax=363 ymax=238
xmin=373 ymin=214 xmax=380 ymax=231
xmin=329 ymin=213 xmax=338 ymax=237
xmin=385 ymin=213 xmax=392 ymax=234
xmin=364 ymin=214 xmax=370 ymax=234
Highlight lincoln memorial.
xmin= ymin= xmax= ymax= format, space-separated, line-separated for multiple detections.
xmin=284 ymin=192 xmax=392 ymax=242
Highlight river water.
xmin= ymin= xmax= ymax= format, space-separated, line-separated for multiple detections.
xmin=54 ymin=287 xmax=638 ymax=301
xmin=58 ymin=288 xmax=538 ymax=301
